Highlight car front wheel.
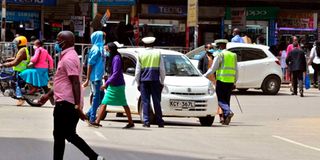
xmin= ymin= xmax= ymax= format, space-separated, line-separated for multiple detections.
xmin=261 ymin=75 xmax=281 ymax=95
xmin=199 ymin=116 xmax=215 ymax=126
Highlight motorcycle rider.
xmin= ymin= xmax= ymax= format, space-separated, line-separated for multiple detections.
xmin=0 ymin=36 xmax=31 ymax=106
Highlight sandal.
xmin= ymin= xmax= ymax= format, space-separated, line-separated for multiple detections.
xmin=122 ymin=123 xmax=135 ymax=129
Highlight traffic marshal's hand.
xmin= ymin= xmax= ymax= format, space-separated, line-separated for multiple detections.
xmin=100 ymin=84 xmax=107 ymax=91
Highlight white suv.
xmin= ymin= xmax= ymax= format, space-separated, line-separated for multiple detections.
xmin=106 ymin=48 xmax=218 ymax=126
xmin=187 ymin=43 xmax=283 ymax=95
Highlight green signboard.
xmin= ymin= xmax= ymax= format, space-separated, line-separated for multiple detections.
xmin=225 ymin=7 xmax=279 ymax=20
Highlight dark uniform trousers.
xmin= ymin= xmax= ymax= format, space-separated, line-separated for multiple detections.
xmin=216 ymin=80 xmax=234 ymax=117
xmin=292 ymin=71 xmax=304 ymax=94
xmin=140 ymin=81 xmax=164 ymax=125
xmin=53 ymin=101 xmax=98 ymax=160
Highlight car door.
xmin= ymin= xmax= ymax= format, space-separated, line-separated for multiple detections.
xmin=121 ymin=54 xmax=140 ymax=113
xmin=228 ymin=48 xmax=246 ymax=87
xmin=239 ymin=48 xmax=268 ymax=87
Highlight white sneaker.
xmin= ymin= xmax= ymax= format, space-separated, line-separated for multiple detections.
xmin=97 ymin=155 xmax=105 ymax=160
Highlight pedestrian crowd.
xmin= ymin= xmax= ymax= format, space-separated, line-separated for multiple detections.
xmin=1 ymin=28 xmax=319 ymax=160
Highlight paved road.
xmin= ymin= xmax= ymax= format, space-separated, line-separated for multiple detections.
xmin=0 ymin=87 xmax=319 ymax=160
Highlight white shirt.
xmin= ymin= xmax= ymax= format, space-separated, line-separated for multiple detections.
xmin=310 ymin=46 xmax=320 ymax=64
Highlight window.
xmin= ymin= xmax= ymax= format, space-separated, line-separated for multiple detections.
xmin=162 ymin=55 xmax=200 ymax=76
xmin=241 ymin=48 xmax=267 ymax=61
xmin=122 ymin=55 xmax=136 ymax=76
xmin=228 ymin=48 xmax=243 ymax=61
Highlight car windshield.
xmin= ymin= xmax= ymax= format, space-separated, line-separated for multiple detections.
xmin=162 ymin=54 xmax=201 ymax=76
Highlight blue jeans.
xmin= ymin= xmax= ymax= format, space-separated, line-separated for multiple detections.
xmin=87 ymin=80 xmax=104 ymax=123
xmin=15 ymin=72 xmax=23 ymax=98
xmin=140 ymin=81 xmax=164 ymax=125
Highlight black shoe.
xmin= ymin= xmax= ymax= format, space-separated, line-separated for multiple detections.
xmin=223 ymin=112 xmax=234 ymax=125
xmin=89 ymin=122 xmax=102 ymax=128
xmin=143 ymin=123 xmax=150 ymax=128
xmin=300 ymin=93 xmax=304 ymax=97
xmin=123 ymin=123 xmax=135 ymax=129
xmin=291 ymin=92 xmax=297 ymax=95
xmin=158 ymin=124 xmax=164 ymax=128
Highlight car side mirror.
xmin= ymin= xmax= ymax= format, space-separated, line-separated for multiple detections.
xmin=126 ymin=67 xmax=135 ymax=75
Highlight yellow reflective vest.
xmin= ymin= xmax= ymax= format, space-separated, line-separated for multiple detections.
xmin=216 ymin=51 xmax=237 ymax=83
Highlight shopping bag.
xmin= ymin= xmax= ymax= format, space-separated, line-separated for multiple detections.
xmin=305 ymin=73 xmax=310 ymax=90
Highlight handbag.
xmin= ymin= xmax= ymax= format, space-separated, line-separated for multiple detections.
xmin=305 ymin=73 xmax=310 ymax=90
xmin=27 ymin=49 xmax=41 ymax=68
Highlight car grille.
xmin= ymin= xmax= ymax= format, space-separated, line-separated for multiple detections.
xmin=171 ymin=92 xmax=206 ymax=96
xmin=173 ymin=100 xmax=207 ymax=111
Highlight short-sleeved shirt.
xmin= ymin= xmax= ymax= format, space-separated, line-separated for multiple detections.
xmin=54 ymin=47 xmax=82 ymax=104
xmin=231 ymin=35 xmax=244 ymax=43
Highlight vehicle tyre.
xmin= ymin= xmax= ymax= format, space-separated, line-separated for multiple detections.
xmin=199 ymin=116 xmax=215 ymax=126
xmin=139 ymin=100 xmax=156 ymax=124
xmin=238 ymin=88 xmax=249 ymax=92
xmin=261 ymin=75 xmax=281 ymax=95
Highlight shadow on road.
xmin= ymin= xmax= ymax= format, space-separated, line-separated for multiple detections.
xmin=0 ymin=137 xmax=206 ymax=160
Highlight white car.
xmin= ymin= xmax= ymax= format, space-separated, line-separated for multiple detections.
xmin=105 ymin=48 xmax=218 ymax=126
xmin=186 ymin=43 xmax=283 ymax=95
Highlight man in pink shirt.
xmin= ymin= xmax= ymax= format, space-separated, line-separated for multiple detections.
xmin=39 ymin=31 xmax=105 ymax=160
xmin=286 ymin=36 xmax=299 ymax=82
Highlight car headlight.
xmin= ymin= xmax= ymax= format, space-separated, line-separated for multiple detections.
xmin=162 ymin=85 xmax=169 ymax=94
xmin=208 ymin=83 xmax=215 ymax=95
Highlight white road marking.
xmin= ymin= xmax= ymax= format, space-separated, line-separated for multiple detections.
xmin=273 ymin=135 xmax=320 ymax=152
xmin=94 ymin=131 xmax=108 ymax=141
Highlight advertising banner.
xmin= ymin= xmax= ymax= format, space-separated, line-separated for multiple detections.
xmin=7 ymin=0 xmax=56 ymax=6
xmin=231 ymin=8 xmax=246 ymax=30
xmin=187 ymin=0 xmax=198 ymax=27
xmin=277 ymin=12 xmax=317 ymax=29
xmin=97 ymin=0 xmax=135 ymax=6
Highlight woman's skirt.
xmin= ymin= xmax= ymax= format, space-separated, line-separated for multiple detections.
xmin=19 ymin=68 xmax=49 ymax=87
xmin=101 ymin=85 xmax=128 ymax=106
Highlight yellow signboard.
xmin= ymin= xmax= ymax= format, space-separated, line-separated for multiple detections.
xmin=187 ymin=0 xmax=198 ymax=27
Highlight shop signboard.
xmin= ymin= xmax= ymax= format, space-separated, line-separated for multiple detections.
xmin=147 ymin=5 xmax=187 ymax=16
xmin=187 ymin=0 xmax=198 ymax=27
xmin=97 ymin=0 xmax=135 ymax=6
xmin=231 ymin=8 xmax=246 ymax=30
xmin=226 ymin=7 xmax=278 ymax=20
xmin=277 ymin=12 xmax=317 ymax=29
xmin=7 ymin=0 xmax=56 ymax=6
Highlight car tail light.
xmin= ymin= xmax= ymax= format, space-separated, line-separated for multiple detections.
xmin=275 ymin=60 xmax=281 ymax=66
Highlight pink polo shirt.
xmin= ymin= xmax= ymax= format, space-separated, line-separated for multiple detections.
xmin=54 ymin=47 xmax=83 ymax=105
xmin=31 ymin=47 xmax=54 ymax=69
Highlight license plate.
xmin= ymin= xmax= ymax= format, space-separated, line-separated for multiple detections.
xmin=170 ymin=100 xmax=195 ymax=109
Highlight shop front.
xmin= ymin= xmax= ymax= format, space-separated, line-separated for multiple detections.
xmin=139 ymin=4 xmax=224 ymax=47
xmin=3 ymin=0 xmax=57 ymax=41
xmin=225 ymin=7 xmax=279 ymax=46
xmin=276 ymin=11 xmax=318 ymax=49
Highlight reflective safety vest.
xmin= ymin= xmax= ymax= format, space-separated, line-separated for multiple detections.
xmin=216 ymin=50 xmax=237 ymax=83
xmin=139 ymin=50 xmax=161 ymax=81
xmin=13 ymin=47 xmax=30 ymax=72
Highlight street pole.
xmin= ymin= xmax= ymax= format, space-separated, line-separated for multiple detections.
xmin=1 ymin=0 xmax=6 ymax=42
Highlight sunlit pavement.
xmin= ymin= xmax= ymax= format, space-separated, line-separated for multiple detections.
xmin=0 ymin=87 xmax=319 ymax=160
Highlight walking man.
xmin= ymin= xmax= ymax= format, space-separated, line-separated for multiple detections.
xmin=39 ymin=31 xmax=104 ymax=160
xmin=203 ymin=39 xmax=238 ymax=125
xmin=82 ymin=31 xmax=106 ymax=125
xmin=286 ymin=42 xmax=307 ymax=97
xmin=135 ymin=37 xmax=166 ymax=127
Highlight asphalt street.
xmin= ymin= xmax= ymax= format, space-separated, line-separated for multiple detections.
xmin=0 ymin=87 xmax=319 ymax=160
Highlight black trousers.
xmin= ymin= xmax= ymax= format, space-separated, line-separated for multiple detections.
xmin=216 ymin=80 xmax=234 ymax=116
xmin=53 ymin=101 xmax=98 ymax=160
xmin=292 ymin=71 xmax=304 ymax=94
xmin=311 ymin=62 xmax=320 ymax=85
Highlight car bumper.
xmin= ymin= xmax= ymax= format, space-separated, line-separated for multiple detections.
xmin=160 ymin=93 xmax=218 ymax=117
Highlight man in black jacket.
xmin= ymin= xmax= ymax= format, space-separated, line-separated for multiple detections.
xmin=198 ymin=43 xmax=214 ymax=74
xmin=286 ymin=42 xmax=307 ymax=97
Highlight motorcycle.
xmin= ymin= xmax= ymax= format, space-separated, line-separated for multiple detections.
xmin=0 ymin=67 xmax=53 ymax=107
